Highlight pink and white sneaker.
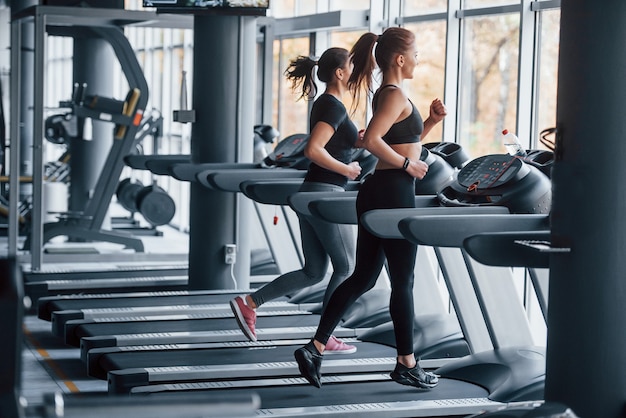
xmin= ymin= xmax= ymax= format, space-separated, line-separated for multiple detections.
xmin=324 ymin=335 xmax=357 ymax=355
xmin=230 ymin=296 xmax=257 ymax=341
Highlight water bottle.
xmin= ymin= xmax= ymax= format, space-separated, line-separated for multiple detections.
xmin=501 ymin=129 xmax=527 ymax=158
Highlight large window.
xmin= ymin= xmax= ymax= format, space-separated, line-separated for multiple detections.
xmin=535 ymin=8 xmax=560 ymax=148
xmin=404 ymin=21 xmax=447 ymax=144
xmin=272 ymin=37 xmax=310 ymax=138
xmin=457 ymin=12 xmax=520 ymax=158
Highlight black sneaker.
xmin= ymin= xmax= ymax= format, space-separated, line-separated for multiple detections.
xmin=390 ymin=363 xmax=439 ymax=389
xmin=294 ymin=346 xmax=323 ymax=388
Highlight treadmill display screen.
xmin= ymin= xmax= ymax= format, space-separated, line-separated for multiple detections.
xmin=143 ymin=0 xmax=269 ymax=15
xmin=457 ymin=154 xmax=522 ymax=190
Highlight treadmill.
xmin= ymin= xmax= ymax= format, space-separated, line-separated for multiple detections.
xmin=86 ymin=148 xmax=471 ymax=394
xmin=387 ymin=153 xmax=552 ymax=403
xmin=107 ymin=152 xmax=552 ymax=417
xmin=26 ymin=149 xmax=458 ymax=392
xmin=42 ymin=149 xmax=472 ymax=414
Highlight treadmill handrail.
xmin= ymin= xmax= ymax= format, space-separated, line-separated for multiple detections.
xmin=123 ymin=154 xmax=190 ymax=170
xmin=463 ymin=230 xmax=551 ymax=268
xmin=169 ymin=162 xmax=258 ymax=182
xmin=399 ymin=213 xmax=550 ymax=247
xmin=288 ymin=191 xmax=359 ymax=218
xmin=145 ymin=158 xmax=192 ymax=176
xmin=240 ymin=179 xmax=362 ymax=206
xmin=199 ymin=169 xmax=306 ymax=191
xmin=240 ymin=179 xmax=305 ymax=205
xmin=361 ymin=206 xmax=511 ymax=240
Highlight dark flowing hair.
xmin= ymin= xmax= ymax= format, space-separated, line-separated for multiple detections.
xmin=284 ymin=47 xmax=350 ymax=101
xmin=348 ymin=27 xmax=416 ymax=104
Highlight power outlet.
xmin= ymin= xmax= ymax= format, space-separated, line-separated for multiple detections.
xmin=224 ymin=244 xmax=237 ymax=264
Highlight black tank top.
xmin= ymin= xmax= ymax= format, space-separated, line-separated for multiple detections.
xmin=372 ymin=85 xmax=423 ymax=145
xmin=304 ymin=94 xmax=358 ymax=187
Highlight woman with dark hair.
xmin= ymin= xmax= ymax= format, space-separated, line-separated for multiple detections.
xmin=230 ymin=47 xmax=362 ymax=354
xmin=294 ymin=27 xmax=447 ymax=388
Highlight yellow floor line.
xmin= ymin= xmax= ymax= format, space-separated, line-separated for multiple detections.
xmin=23 ymin=325 xmax=81 ymax=393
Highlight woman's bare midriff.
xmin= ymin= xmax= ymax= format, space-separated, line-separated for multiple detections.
xmin=375 ymin=142 xmax=422 ymax=170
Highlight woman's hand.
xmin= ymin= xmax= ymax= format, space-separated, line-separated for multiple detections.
xmin=405 ymin=159 xmax=429 ymax=180
xmin=346 ymin=161 xmax=362 ymax=180
xmin=429 ymin=98 xmax=447 ymax=124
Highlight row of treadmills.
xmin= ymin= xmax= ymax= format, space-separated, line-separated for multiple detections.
xmin=12 ymin=140 xmax=565 ymax=417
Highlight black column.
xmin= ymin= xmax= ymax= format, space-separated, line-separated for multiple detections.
xmin=548 ymin=1 xmax=626 ymax=417
xmin=188 ymin=14 xmax=254 ymax=290
xmin=70 ymin=36 xmax=114 ymax=215
xmin=0 ymin=258 xmax=24 ymax=418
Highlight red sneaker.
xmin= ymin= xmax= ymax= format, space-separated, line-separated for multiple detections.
xmin=230 ymin=296 xmax=257 ymax=341
xmin=324 ymin=336 xmax=357 ymax=355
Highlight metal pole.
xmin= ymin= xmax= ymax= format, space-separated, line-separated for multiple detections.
xmin=8 ymin=18 xmax=21 ymax=257
xmin=30 ymin=8 xmax=45 ymax=269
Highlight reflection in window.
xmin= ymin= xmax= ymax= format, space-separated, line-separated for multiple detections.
xmin=404 ymin=21 xmax=447 ymax=144
xmin=458 ymin=13 xmax=520 ymax=158
xmin=536 ymin=9 xmax=560 ymax=150
xmin=273 ymin=37 xmax=310 ymax=140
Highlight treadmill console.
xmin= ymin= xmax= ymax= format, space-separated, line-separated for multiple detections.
xmin=457 ymin=154 xmax=523 ymax=190
xmin=263 ymin=133 xmax=310 ymax=169
xmin=438 ymin=154 xmax=551 ymax=214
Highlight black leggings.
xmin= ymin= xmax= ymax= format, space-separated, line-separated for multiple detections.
xmin=314 ymin=169 xmax=418 ymax=355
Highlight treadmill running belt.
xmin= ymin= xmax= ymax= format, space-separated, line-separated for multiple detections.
xmin=67 ymin=313 xmax=320 ymax=347
xmin=90 ymin=341 xmax=393 ymax=380
xmin=40 ymin=292 xmax=257 ymax=321
xmin=135 ymin=377 xmax=489 ymax=410
xmin=253 ymin=378 xmax=488 ymax=409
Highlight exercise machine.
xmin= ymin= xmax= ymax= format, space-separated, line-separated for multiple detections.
xmin=22 ymin=26 xmax=150 ymax=253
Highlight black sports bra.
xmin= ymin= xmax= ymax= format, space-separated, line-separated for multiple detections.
xmin=372 ymin=85 xmax=424 ymax=145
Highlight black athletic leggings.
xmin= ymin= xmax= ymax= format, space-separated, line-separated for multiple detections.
xmin=314 ymin=169 xmax=418 ymax=355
